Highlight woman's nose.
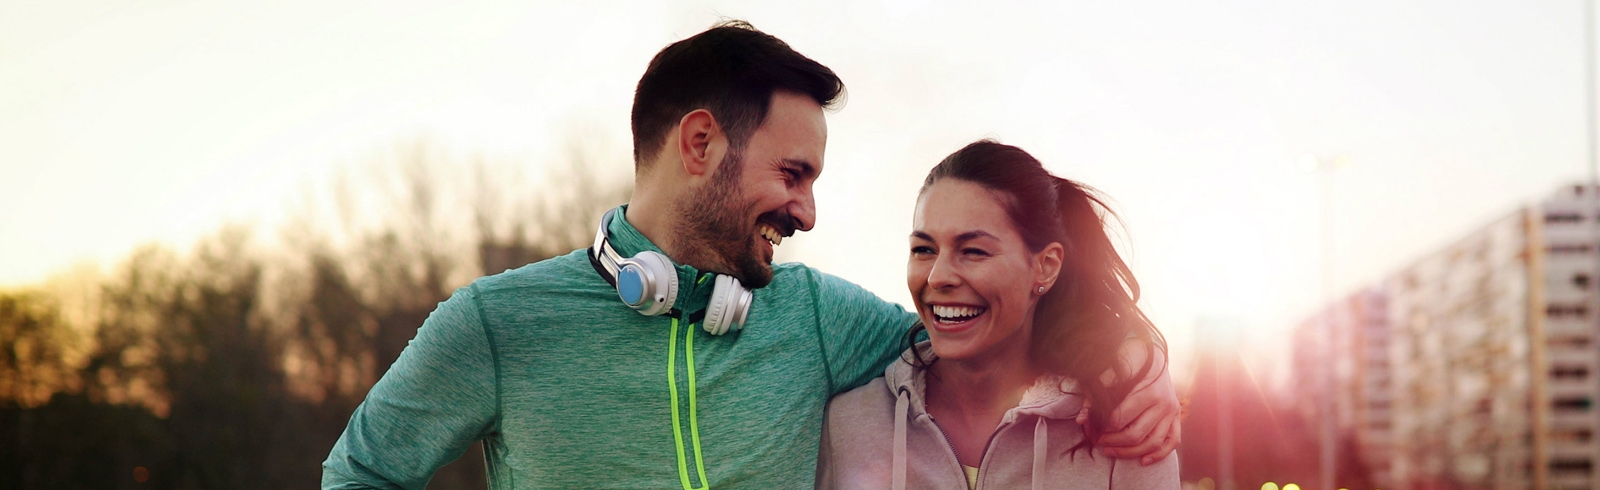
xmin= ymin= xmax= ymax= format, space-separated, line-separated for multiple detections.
xmin=927 ymin=254 xmax=961 ymax=290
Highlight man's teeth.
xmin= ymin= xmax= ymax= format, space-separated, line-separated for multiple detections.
xmin=931 ymin=305 xmax=984 ymax=322
xmin=759 ymin=225 xmax=783 ymax=246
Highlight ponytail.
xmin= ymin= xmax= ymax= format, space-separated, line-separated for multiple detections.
xmin=1035 ymin=176 xmax=1165 ymax=455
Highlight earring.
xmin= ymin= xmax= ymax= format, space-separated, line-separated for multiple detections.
xmin=1036 ymin=285 xmax=1046 ymax=294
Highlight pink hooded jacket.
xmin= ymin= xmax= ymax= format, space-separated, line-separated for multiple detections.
xmin=817 ymin=343 xmax=1179 ymax=489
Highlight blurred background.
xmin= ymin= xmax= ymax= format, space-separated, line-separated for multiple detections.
xmin=2 ymin=0 xmax=1595 ymax=488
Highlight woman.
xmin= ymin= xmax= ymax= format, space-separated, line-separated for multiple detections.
xmin=818 ymin=141 xmax=1178 ymax=489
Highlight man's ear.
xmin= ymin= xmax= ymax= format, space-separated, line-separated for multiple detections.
xmin=1034 ymin=242 xmax=1064 ymax=294
xmin=676 ymin=109 xmax=727 ymax=178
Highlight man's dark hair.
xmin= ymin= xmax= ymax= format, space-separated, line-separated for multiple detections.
xmin=631 ymin=20 xmax=845 ymax=167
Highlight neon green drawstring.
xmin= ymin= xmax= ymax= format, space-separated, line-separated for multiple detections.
xmin=667 ymin=316 xmax=710 ymax=490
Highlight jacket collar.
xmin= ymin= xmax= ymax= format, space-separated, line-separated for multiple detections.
xmin=602 ymin=205 xmax=716 ymax=315
xmin=884 ymin=341 xmax=1085 ymax=422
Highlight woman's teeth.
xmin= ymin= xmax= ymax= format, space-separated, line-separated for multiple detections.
xmin=931 ymin=305 xmax=984 ymax=323
xmin=758 ymin=224 xmax=783 ymax=246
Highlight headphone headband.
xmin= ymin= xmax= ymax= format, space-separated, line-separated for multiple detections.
xmin=588 ymin=208 xmax=751 ymax=334
xmin=589 ymin=209 xmax=624 ymax=288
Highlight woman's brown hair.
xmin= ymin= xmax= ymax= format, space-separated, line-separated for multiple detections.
xmin=903 ymin=139 xmax=1167 ymax=454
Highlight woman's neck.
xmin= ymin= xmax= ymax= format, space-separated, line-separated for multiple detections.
xmin=926 ymin=350 xmax=1039 ymax=417
xmin=923 ymin=340 xmax=1041 ymax=466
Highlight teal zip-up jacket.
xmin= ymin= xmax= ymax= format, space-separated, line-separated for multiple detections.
xmin=323 ymin=207 xmax=916 ymax=489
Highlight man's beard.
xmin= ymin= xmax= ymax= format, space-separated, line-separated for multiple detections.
xmin=676 ymin=146 xmax=775 ymax=289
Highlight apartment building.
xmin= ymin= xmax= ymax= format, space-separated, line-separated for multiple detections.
xmin=1293 ymin=184 xmax=1600 ymax=489
xmin=1294 ymin=288 xmax=1403 ymax=487
xmin=1539 ymin=185 xmax=1600 ymax=488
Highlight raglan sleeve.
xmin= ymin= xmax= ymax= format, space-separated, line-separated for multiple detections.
xmin=805 ymin=268 xmax=919 ymax=395
xmin=322 ymin=285 xmax=499 ymax=490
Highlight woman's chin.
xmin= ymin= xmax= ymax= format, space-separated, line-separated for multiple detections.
xmin=927 ymin=337 xmax=979 ymax=362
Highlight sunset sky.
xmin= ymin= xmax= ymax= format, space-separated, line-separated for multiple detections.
xmin=3 ymin=0 xmax=1593 ymax=387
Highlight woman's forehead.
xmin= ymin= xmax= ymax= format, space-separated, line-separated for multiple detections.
xmin=914 ymin=180 xmax=1021 ymax=239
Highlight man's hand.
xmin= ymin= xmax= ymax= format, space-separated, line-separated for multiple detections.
xmin=1075 ymin=338 xmax=1181 ymax=465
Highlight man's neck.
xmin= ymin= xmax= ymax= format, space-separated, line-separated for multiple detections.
xmin=622 ymin=196 xmax=676 ymax=254
xmin=623 ymin=190 xmax=725 ymax=274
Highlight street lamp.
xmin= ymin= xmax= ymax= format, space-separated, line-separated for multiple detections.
xmin=1302 ymin=153 xmax=1347 ymax=490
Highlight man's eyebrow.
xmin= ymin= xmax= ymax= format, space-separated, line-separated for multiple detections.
xmin=781 ymin=158 xmax=818 ymax=179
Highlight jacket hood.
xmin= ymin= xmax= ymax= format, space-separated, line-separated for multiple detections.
xmin=882 ymin=341 xmax=1087 ymax=490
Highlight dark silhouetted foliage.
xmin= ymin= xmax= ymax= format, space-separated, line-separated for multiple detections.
xmin=2 ymin=139 xmax=629 ymax=490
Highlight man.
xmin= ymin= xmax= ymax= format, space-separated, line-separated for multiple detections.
xmin=323 ymin=21 xmax=1179 ymax=489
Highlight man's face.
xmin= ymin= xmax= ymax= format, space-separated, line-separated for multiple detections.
xmin=680 ymin=91 xmax=825 ymax=289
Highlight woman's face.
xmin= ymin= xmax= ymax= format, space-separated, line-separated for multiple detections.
xmin=909 ymin=179 xmax=1054 ymax=363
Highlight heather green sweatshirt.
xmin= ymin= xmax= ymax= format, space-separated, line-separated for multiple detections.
xmin=323 ymin=207 xmax=917 ymax=489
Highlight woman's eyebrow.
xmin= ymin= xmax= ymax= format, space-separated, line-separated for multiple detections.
xmin=954 ymin=231 xmax=997 ymax=243
xmin=909 ymin=230 xmax=997 ymax=243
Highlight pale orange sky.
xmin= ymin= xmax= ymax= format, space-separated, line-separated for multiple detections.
xmin=2 ymin=0 xmax=1593 ymax=388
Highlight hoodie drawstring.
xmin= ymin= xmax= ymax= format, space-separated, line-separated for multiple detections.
xmin=1031 ymin=417 xmax=1048 ymax=490
xmin=893 ymin=387 xmax=910 ymax=490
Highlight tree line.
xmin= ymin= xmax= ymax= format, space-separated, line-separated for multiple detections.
xmin=1 ymin=140 xmax=630 ymax=490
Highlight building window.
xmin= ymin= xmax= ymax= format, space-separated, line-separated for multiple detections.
xmin=1550 ymin=335 xmax=1595 ymax=349
xmin=1547 ymin=213 xmax=1584 ymax=223
xmin=1552 ymin=428 xmax=1594 ymax=443
xmin=1552 ymin=365 xmax=1591 ymax=380
xmin=1550 ymin=458 xmax=1594 ymax=474
xmin=1550 ymin=243 xmax=1596 ymax=254
xmin=1553 ymin=396 xmax=1593 ymax=412
xmin=1548 ymin=303 xmax=1591 ymax=318
xmin=1577 ymin=273 xmax=1594 ymax=289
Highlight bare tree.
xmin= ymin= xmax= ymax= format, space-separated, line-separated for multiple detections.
xmin=2 ymin=133 xmax=632 ymax=490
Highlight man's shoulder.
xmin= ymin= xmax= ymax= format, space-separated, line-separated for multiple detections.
xmin=471 ymin=248 xmax=597 ymax=296
xmin=768 ymin=261 xmax=888 ymax=302
xmin=769 ymin=261 xmax=815 ymax=281
xmin=768 ymin=261 xmax=850 ymax=290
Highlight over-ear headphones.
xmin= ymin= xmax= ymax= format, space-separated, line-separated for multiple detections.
xmin=589 ymin=209 xmax=753 ymax=335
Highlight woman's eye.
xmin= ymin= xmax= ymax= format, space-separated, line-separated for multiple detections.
xmin=962 ymin=248 xmax=990 ymax=257
xmin=911 ymin=246 xmax=935 ymax=256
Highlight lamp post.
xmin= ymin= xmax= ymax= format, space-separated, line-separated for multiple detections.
xmin=1301 ymin=153 xmax=1346 ymax=490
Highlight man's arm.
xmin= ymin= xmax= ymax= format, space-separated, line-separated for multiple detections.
xmin=323 ymin=286 xmax=499 ymax=490
xmin=1081 ymin=337 xmax=1182 ymax=465
xmin=805 ymin=269 xmax=918 ymax=394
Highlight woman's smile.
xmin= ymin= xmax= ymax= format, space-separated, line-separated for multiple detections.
xmin=926 ymin=303 xmax=989 ymax=333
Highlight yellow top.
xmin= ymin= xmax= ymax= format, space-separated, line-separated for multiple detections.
xmin=963 ymin=465 xmax=979 ymax=490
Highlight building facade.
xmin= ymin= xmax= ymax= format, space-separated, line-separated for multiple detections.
xmin=1294 ymin=184 xmax=1600 ymax=489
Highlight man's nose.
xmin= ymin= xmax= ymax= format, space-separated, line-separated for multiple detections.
xmin=789 ymin=190 xmax=816 ymax=232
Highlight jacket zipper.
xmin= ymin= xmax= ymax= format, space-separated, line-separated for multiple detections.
xmin=927 ymin=415 xmax=1009 ymax=489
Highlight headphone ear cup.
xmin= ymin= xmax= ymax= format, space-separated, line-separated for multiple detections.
xmin=703 ymin=274 xmax=752 ymax=335
xmin=627 ymin=251 xmax=679 ymax=316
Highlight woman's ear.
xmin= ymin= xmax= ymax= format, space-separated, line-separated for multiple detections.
xmin=676 ymin=109 xmax=727 ymax=178
xmin=1034 ymin=242 xmax=1065 ymax=294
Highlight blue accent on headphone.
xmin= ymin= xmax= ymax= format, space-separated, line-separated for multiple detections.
xmin=618 ymin=266 xmax=645 ymax=306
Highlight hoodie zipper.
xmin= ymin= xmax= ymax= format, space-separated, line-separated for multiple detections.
xmin=927 ymin=414 xmax=1008 ymax=489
